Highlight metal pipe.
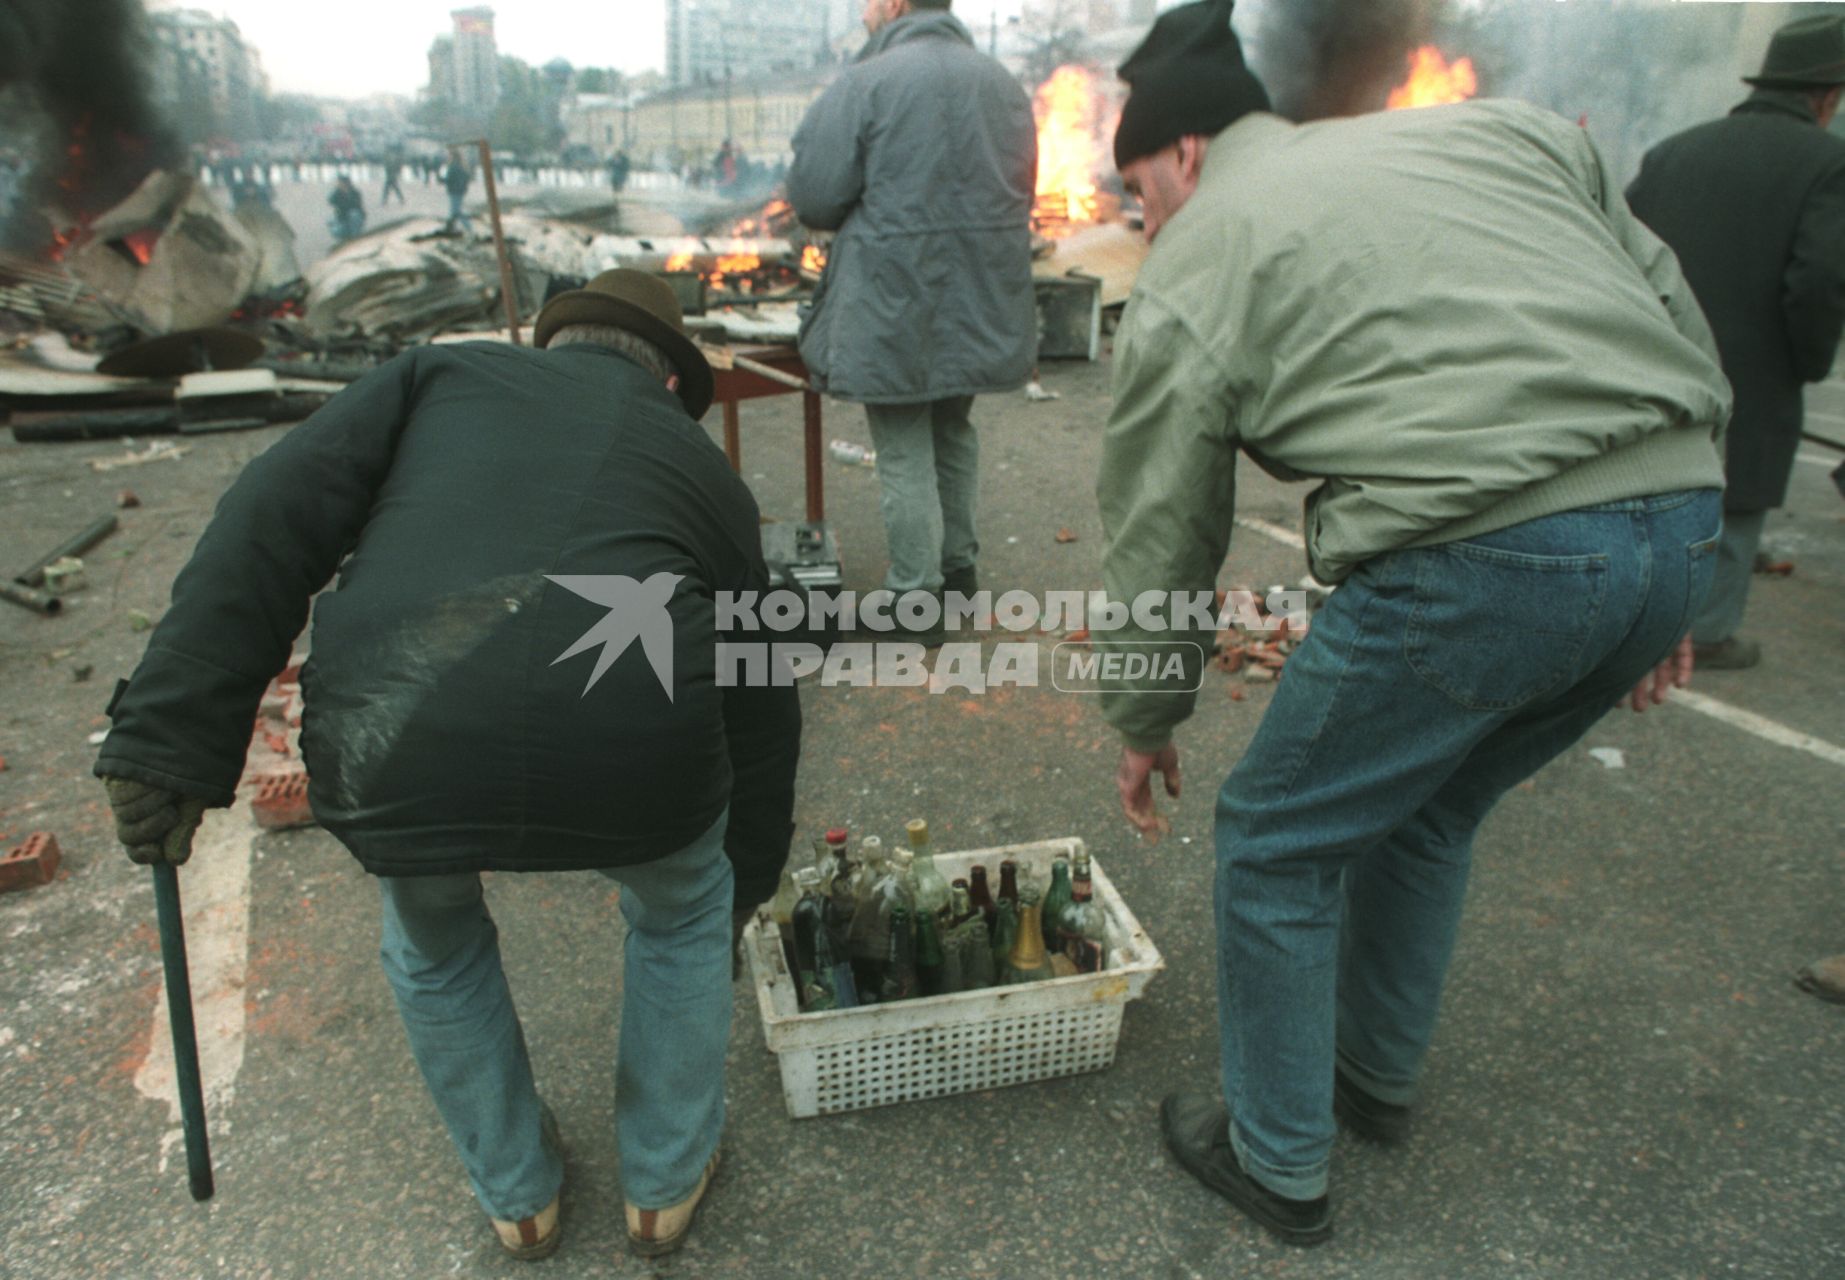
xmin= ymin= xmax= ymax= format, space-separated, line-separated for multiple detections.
xmin=0 ymin=580 xmax=62 ymax=615
xmin=16 ymin=514 xmax=118 ymax=586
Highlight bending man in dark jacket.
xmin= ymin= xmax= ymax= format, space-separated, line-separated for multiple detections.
xmin=789 ymin=0 xmax=1037 ymax=640
xmin=1627 ymin=13 xmax=1845 ymax=670
xmin=95 ymin=271 xmax=801 ymax=1261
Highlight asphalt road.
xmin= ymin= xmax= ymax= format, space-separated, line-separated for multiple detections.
xmin=1 ymin=272 xmax=1841 ymax=1275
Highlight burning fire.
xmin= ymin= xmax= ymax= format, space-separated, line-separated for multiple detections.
xmin=708 ymin=251 xmax=762 ymax=292
xmin=1387 ymin=47 xmax=1478 ymax=111
xmin=801 ymin=244 xmax=826 ymax=274
xmin=664 ymin=252 xmax=695 ymax=273
xmin=1032 ymin=64 xmax=1111 ymax=237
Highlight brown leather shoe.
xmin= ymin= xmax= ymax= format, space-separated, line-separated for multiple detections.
xmin=491 ymin=1196 xmax=561 ymax=1260
xmin=1692 ymin=637 xmax=1762 ymax=670
xmin=1795 ymin=954 xmax=1845 ymax=1005
xmin=626 ymin=1150 xmax=719 ymax=1258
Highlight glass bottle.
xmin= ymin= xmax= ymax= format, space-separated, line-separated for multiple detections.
xmin=1040 ymin=857 xmax=1073 ymax=957
xmin=1062 ymin=860 xmax=1109 ymax=975
xmin=816 ymin=914 xmax=858 ymax=1008
xmin=996 ymin=859 xmax=1021 ymax=911
xmin=990 ymin=897 xmax=1018 ymax=974
xmin=906 ymin=818 xmax=952 ymax=923
xmin=914 ymin=903 xmax=947 ymax=996
xmin=882 ymin=905 xmax=917 ymax=1002
xmin=847 ymin=836 xmax=889 ymax=999
xmin=1000 ymin=887 xmax=1055 ymax=984
xmin=966 ymin=864 xmax=998 ymax=938
xmin=768 ymin=859 xmax=803 ymax=980
xmin=790 ymin=867 xmax=828 ymax=1008
xmin=952 ymin=885 xmax=996 ymax=989
xmin=824 ymin=826 xmax=852 ymax=881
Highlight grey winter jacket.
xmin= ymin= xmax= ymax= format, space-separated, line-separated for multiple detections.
xmin=788 ymin=11 xmax=1038 ymax=404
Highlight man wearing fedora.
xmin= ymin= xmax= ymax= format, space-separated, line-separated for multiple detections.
xmin=1628 ymin=13 xmax=1845 ymax=671
xmin=94 ymin=270 xmax=802 ymax=1260
xmin=1096 ymin=0 xmax=1729 ymax=1247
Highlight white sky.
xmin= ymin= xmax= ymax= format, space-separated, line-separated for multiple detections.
xmin=164 ymin=1 xmax=1029 ymax=101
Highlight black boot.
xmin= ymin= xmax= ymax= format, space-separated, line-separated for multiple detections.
xmin=1159 ymin=1092 xmax=1332 ymax=1246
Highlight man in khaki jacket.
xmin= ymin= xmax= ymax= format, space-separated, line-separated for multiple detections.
xmin=1096 ymin=0 xmax=1730 ymax=1246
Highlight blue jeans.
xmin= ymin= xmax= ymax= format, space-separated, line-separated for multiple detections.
xmin=377 ymin=812 xmax=733 ymax=1218
xmin=864 ymin=397 xmax=980 ymax=593
xmin=1213 ymin=491 xmax=1720 ymax=1200
xmin=447 ymin=192 xmax=471 ymax=231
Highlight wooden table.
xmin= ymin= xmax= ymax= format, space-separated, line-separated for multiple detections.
xmin=710 ymin=344 xmax=826 ymax=523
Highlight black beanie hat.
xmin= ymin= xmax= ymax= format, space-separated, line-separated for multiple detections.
xmin=1114 ymin=0 xmax=1270 ymax=169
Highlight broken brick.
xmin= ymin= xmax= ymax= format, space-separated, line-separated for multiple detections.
xmin=251 ymin=772 xmax=315 ymax=831
xmin=1 ymin=832 xmax=62 ymax=892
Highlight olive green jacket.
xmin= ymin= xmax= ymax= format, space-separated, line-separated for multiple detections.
xmin=1098 ymin=100 xmax=1731 ymax=751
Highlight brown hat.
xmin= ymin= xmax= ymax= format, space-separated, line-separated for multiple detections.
xmin=1745 ymin=14 xmax=1845 ymax=89
xmin=533 ymin=268 xmax=715 ymax=418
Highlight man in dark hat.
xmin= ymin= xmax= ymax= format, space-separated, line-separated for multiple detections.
xmin=94 ymin=270 xmax=801 ymax=1260
xmin=1096 ymin=0 xmax=1731 ymax=1247
xmin=1627 ymin=13 xmax=1845 ymax=671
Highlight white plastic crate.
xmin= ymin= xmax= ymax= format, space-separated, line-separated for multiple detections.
xmin=743 ymin=837 xmax=1164 ymax=1118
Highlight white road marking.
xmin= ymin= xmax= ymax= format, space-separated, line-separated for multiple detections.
xmin=1669 ymin=689 xmax=1845 ymax=768
xmin=134 ymin=795 xmax=257 ymax=1170
xmin=1795 ymin=450 xmax=1839 ymax=468
xmin=1231 ymin=513 xmax=1845 ymax=770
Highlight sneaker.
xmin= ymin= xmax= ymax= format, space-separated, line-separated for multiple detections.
xmin=626 ymin=1150 xmax=719 ymax=1258
xmin=491 ymin=1196 xmax=561 ymax=1261
xmin=942 ymin=565 xmax=978 ymax=598
xmin=1692 ymin=637 xmax=1761 ymax=670
xmin=489 ymin=1103 xmax=565 ymax=1260
xmin=1158 ymin=1092 xmax=1332 ymax=1247
xmin=1333 ymin=1068 xmax=1412 ymax=1145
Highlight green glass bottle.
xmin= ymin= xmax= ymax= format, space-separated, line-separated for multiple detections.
xmin=952 ymin=885 xmax=996 ymax=989
xmin=906 ymin=818 xmax=952 ymax=923
xmin=990 ymin=897 xmax=1018 ymax=974
xmin=1040 ymin=857 xmax=1073 ymax=957
xmin=914 ymin=902 xmax=948 ymax=996
xmin=882 ymin=905 xmax=917 ymax=1001
xmin=847 ymin=836 xmax=889 ymax=1000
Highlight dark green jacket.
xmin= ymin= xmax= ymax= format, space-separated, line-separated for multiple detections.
xmin=95 ymin=342 xmax=801 ymax=903
xmin=1628 ymin=91 xmax=1845 ymax=511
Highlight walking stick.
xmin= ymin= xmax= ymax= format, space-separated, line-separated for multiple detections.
xmin=151 ymin=862 xmax=215 ymax=1200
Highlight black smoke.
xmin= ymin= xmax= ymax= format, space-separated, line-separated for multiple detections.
xmin=0 ymin=0 xmax=180 ymax=248
xmin=1247 ymin=0 xmax=1444 ymax=122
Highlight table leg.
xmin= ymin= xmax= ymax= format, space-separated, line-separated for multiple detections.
xmin=723 ymin=400 xmax=741 ymax=472
xmin=803 ymin=390 xmax=824 ymax=523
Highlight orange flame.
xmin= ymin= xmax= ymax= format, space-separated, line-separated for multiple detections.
xmin=121 ymin=228 xmax=160 ymax=266
xmin=708 ymin=251 xmax=761 ymax=291
xmin=1387 ymin=47 xmax=1478 ymax=111
xmin=801 ymin=244 xmax=826 ymax=274
xmin=664 ymin=252 xmax=695 ymax=272
xmin=1032 ymin=64 xmax=1110 ymax=237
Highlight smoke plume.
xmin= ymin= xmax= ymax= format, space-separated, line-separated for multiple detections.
xmin=0 ymin=0 xmax=180 ymax=248
xmin=1244 ymin=0 xmax=1444 ymax=121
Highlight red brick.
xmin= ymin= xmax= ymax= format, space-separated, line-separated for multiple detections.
xmin=251 ymin=772 xmax=315 ymax=831
xmin=1 ymin=832 xmax=62 ymax=892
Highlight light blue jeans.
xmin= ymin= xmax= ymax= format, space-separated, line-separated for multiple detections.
xmin=377 ymin=812 xmax=732 ymax=1218
xmin=864 ymin=397 xmax=979 ymax=593
xmin=1213 ymin=492 xmax=1721 ymax=1200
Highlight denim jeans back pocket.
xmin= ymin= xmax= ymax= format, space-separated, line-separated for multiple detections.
xmin=1676 ymin=528 xmax=1721 ymax=641
xmin=1404 ymin=541 xmax=1610 ymax=711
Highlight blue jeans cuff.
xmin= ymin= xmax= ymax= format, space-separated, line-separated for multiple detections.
xmin=1230 ymin=1121 xmax=1329 ymax=1201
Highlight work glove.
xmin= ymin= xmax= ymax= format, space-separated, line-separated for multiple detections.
xmin=103 ymin=777 xmax=208 ymax=866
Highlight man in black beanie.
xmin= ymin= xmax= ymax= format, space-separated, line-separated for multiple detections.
xmin=1095 ymin=0 xmax=1732 ymax=1247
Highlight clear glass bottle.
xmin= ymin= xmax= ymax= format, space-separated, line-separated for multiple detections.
xmin=1000 ymin=887 xmax=1055 ymax=984
xmin=990 ymin=897 xmax=1018 ymax=974
xmin=847 ymin=836 xmax=889 ymax=1000
xmin=1062 ymin=858 xmax=1109 ymax=975
xmin=1040 ymin=857 xmax=1073 ymax=957
xmin=951 ymin=885 xmax=995 ymax=989
xmin=906 ymin=817 xmax=952 ymax=923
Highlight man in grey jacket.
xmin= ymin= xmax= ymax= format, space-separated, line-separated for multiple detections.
xmin=789 ymin=0 xmax=1037 ymax=639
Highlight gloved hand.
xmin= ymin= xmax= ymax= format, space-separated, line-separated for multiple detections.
xmin=103 ymin=777 xmax=208 ymax=866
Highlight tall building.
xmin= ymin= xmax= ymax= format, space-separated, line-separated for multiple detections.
xmin=148 ymin=8 xmax=265 ymax=133
xmin=428 ymin=7 xmax=500 ymax=116
xmin=665 ymin=0 xmax=844 ymax=88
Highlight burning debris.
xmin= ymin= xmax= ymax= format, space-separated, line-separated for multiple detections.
xmin=1252 ymin=0 xmax=1443 ymax=121
xmin=1032 ymin=64 xmax=1121 ymax=238
xmin=1387 ymin=46 xmax=1478 ymax=110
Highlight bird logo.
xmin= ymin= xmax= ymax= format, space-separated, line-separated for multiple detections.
xmin=547 ymin=573 xmax=683 ymax=698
